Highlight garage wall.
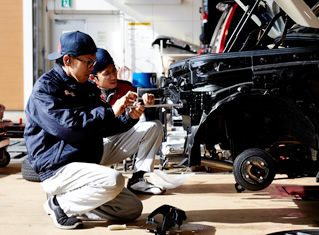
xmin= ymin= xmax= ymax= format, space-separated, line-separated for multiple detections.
xmin=0 ymin=0 xmax=201 ymax=111
xmin=0 ymin=0 xmax=24 ymax=110
xmin=46 ymin=0 xmax=201 ymax=78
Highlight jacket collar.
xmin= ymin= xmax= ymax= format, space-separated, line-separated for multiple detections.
xmin=53 ymin=64 xmax=89 ymax=90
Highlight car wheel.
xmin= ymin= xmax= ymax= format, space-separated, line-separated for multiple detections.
xmin=0 ymin=150 xmax=10 ymax=167
xmin=233 ymin=148 xmax=275 ymax=191
xmin=21 ymin=157 xmax=41 ymax=182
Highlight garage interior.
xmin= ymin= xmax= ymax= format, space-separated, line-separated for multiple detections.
xmin=2 ymin=111 xmax=319 ymax=235
xmin=2 ymin=155 xmax=319 ymax=235
xmin=2 ymin=0 xmax=319 ymax=235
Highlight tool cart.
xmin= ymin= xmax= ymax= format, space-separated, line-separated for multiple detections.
xmin=0 ymin=105 xmax=25 ymax=167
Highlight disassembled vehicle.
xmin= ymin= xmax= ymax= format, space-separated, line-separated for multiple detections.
xmin=159 ymin=0 xmax=319 ymax=192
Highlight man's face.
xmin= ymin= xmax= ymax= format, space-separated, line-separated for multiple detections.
xmin=68 ymin=54 xmax=97 ymax=83
xmin=95 ymin=64 xmax=118 ymax=89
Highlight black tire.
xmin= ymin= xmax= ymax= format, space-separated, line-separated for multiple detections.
xmin=233 ymin=148 xmax=275 ymax=191
xmin=0 ymin=150 xmax=10 ymax=167
xmin=21 ymin=157 xmax=41 ymax=182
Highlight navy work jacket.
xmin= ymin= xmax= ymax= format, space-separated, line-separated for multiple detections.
xmin=24 ymin=64 xmax=138 ymax=181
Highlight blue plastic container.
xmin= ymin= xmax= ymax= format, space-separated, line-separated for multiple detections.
xmin=132 ymin=73 xmax=157 ymax=88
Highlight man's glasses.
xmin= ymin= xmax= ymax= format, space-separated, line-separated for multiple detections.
xmin=73 ymin=57 xmax=98 ymax=68
xmin=97 ymin=65 xmax=119 ymax=80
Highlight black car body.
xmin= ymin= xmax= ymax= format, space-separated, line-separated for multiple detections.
xmin=161 ymin=0 xmax=319 ymax=191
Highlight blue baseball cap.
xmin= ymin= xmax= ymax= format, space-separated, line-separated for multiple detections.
xmin=48 ymin=31 xmax=97 ymax=60
xmin=90 ymin=48 xmax=114 ymax=74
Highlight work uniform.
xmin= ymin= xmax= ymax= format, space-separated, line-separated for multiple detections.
xmin=99 ymin=80 xmax=164 ymax=173
xmin=24 ymin=64 xmax=142 ymax=220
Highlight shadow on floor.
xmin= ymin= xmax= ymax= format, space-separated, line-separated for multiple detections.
xmin=0 ymin=162 xmax=21 ymax=178
xmin=81 ymin=217 xmax=216 ymax=235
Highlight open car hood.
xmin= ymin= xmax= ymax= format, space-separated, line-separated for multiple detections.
xmin=274 ymin=0 xmax=319 ymax=28
xmin=235 ymin=0 xmax=319 ymax=29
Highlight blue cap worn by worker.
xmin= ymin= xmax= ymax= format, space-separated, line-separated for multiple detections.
xmin=48 ymin=31 xmax=97 ymax=60
xmin=90 ymin=48 xmax=114 ymax=75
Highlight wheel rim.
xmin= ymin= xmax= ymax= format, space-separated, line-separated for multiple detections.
xmin=0 ymin=157 xmax=6 ymax=165
xmin=240 ymin=156 xmax=270 ymax=184
xmin=0 ymin=151 xmax=9 ymax=166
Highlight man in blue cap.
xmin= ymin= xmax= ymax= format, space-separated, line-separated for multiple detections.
xmin=24 ymin=31 xmax=145 ymax=229
xmin=90 ymin=48 xmax=164 ymax=195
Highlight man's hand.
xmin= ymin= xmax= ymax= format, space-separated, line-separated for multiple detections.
xmin=128 ymin=102 xmax=145 ymax=119
xmin=127 ymin=93 xmax=154 ymax=119
xmin=142 ymin=93 xmax=155 ymax=105
xmin=112 ymin=91 xmax=137 ymax=117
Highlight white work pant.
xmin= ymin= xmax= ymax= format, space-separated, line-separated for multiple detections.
xmin=41 ymin=120 xmax=163 ymax=220
xmin=101 ymin=119 xmax=164 ymax=172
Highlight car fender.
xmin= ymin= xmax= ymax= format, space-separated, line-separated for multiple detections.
xmin=187 ymin=89 xmax=318 ymax=166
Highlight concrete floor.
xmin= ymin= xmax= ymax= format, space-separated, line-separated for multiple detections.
xmin=2 ymin=111 xmax=319 ymax=234
xmin=1 ymin=160 xmax=319 ymax=235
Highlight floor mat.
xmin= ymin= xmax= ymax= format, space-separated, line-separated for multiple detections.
xmin=268 ymin=229 xmax=319 ymax=235
xmin=278 ymin=185 xmax=319 ymax=201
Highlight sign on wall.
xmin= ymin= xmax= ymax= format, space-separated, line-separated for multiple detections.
xmin=127 ymin=22 xmax=155 ymax=73
xmin=62 ymin=0 xmax=71 ymax=8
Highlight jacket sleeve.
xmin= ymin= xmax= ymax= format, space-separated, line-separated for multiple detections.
xmin=26 ymin=80 xmax=137 ymax=144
